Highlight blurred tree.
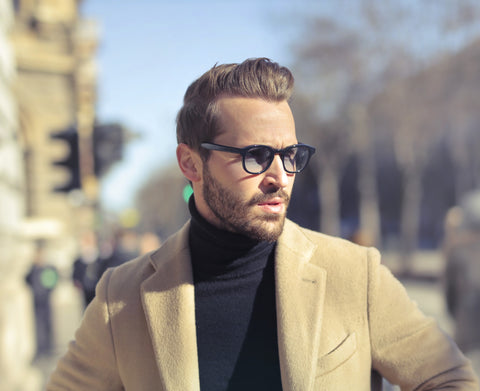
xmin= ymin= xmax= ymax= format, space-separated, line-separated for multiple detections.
xmin=369 ymin=37 xmax=480 ymax=266
xmin=290 ymin=1 xmax=417 ymax=242
xmin=291 ymin=93 xmax=352 ymax=237
xmin=135 ymin=164 xmax=190 ymax=240
xmin=435 ymin=40 xmax=480 ymax=199
xmin=289 ymin=0 xmax=480 ymax=261
xmin=370 ymin=78 xmax=437 ymax=267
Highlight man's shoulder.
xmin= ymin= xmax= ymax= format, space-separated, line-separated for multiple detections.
xmin=283 ymin=219 xmax=370 ymax=252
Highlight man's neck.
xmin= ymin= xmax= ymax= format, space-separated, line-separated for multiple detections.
xmin=188 ymin=195 xmax=275 ymax=279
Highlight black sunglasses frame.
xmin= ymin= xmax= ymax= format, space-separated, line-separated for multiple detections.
xmin=200 ymin=142 xmax=316 ymax=174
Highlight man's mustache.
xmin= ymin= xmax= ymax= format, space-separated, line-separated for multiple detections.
xmin=248 ymin=189 xmax=290 ymax=206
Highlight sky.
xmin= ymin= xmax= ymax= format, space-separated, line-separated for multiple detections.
xmin=80 ymin=0 xmax=330 ymax=212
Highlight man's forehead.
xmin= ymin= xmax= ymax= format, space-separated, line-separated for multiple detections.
xmin=215 ymin=97 xmax=293 ymax=126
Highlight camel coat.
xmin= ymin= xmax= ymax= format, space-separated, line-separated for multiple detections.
xmin=47 ymin=220 xmax=478 ymax=390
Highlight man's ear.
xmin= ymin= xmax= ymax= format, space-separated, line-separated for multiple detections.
xmin=176 ymin=143 xmax=202 ymax=182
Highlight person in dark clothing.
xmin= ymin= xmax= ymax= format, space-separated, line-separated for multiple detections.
xmin=444 ymin=190 xmax=480 ymax=354
xmin=96 ymin=228 xmax=139 ymax=278
xmin=48 ymin=58 xmax=478 ymax=390
xmin=73 ymin=229 xmax=140 ymax=307
xmin=72 ymin=230 xmax=102 ymax=307
xmin=26 ymin=241 xmax=58 ymax=356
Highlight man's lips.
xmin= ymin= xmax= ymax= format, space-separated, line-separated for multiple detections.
xmin=258 ymin=197 xmax=284 ymax=205
xmin=257 ymin=198 xmax=286 ymax=213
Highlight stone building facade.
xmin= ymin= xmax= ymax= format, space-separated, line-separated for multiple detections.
xmin=13 ymin=0 xmax=98 ymax=237
xmin=0 ymin=0 xmax=98 ymax=389
xmin=0 ymin=1 xmax=42 ymax=390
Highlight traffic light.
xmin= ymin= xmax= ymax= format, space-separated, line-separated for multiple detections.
xmin=93 ymin=123 xmax=125 ymax=177
xmin=50 ymin=126 xmax=81 ymax=193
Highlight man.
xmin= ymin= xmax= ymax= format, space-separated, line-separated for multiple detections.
xmin=72 ymin=230 xmax=102 ymax=307
xmin=26 ymin=240 xmax=58 ymax=357
xmin=47 ymin=58 xmax=478 ymax=390
xmin=444 ymin=190 xmax=480 ymax=374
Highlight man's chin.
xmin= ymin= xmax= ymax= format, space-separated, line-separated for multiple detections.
xmin=247 ymin=216 xmax=286 ymax=242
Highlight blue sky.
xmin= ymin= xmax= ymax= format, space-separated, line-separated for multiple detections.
xmin=80 ymin=0 xmax=329 ymax=212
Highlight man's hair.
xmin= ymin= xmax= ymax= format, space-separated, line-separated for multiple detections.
xmin=176 ymin=57 xmax=294 ymax=158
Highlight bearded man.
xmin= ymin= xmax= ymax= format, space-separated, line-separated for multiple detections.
xmin=47 ymin=58 xmax=478 ymax=390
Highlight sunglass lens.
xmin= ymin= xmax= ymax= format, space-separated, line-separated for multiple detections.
xmin=245 ymin=146 xmax=273 ymax=173
xmin=284 ymin=146 xmax=310 ymax=173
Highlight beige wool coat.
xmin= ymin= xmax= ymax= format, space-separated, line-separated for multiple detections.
xmin=47 ymin=220 xmax=478 ymax=390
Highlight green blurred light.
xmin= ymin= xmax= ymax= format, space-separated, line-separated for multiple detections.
xmin=183 ymin=184 xmax=193 ymax=203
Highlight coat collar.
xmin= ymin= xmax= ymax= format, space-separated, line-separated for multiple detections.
xmin=140 ymin=221 xmax=200 ymax=391
xmin=140 ymin=219 xmax=326 ymax=391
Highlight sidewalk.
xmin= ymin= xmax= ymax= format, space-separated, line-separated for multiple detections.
xmin=33 ymin=280 xmax=84 ymax=389
xmin=32 ymin=350 xmax=65 ymax=389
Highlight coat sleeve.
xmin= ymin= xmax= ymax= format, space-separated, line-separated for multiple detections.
xmin=46 ymin=268 xmax=124 ymax=391
xmin=367 ymin=247 xmax=479 ymax=390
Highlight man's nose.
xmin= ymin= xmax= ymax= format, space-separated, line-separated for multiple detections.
xmin=263 ymin=155 xmax=289 ymax=188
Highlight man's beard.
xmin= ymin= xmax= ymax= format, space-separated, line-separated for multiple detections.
xmin=202 ymin=164 xmax=290 ymax=242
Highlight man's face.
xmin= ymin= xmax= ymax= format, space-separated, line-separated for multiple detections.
xmin=195 ymin=97 xmax=297 ymax=242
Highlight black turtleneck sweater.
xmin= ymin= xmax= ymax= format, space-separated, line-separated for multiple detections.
xmin=188 ymin=198 xmax=283 ymax=390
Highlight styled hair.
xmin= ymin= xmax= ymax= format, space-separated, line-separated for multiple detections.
xmin=176 ymin=57 xmax=294 ymax=158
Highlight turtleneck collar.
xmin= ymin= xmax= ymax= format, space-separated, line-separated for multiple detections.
xmin=188 ymin=196 xmax=276 ymax=280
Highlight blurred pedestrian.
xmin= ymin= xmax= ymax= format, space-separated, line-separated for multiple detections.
xmin=96 ymin=228 xmax=140 ymax=278
xmin=26 ymin=240 xmax=58 ymax=357
xmin=139 ymin=231 xmax=162 ymax=255
xmin=72 ymin=230 xmax=102 ymax=307
xmin=349 ymin=228 xmax=374 ymax=247
xmin=444 ymin=190 xmax=480 ymax=354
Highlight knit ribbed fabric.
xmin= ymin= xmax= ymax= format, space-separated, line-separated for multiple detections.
xmin=189 ymin=197 xmax=283 ymax=390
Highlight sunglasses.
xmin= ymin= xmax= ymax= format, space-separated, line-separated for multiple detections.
xmin=200 ymin=142 xmax=316 ymax=175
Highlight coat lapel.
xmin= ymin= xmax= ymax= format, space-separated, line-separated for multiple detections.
xmin=276 ymin=220 xmax=327 ymax=391
xmin=140 ymin=222 xmax=200 ymax=391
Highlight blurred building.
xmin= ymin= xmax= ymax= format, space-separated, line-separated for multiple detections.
xmin=0 ymin=1 xmax=42 ymax=390
xmin=0 ymin=1 xmax=99 ymax=389
xmin=12 ymin=0 xmax=99 ymax=241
